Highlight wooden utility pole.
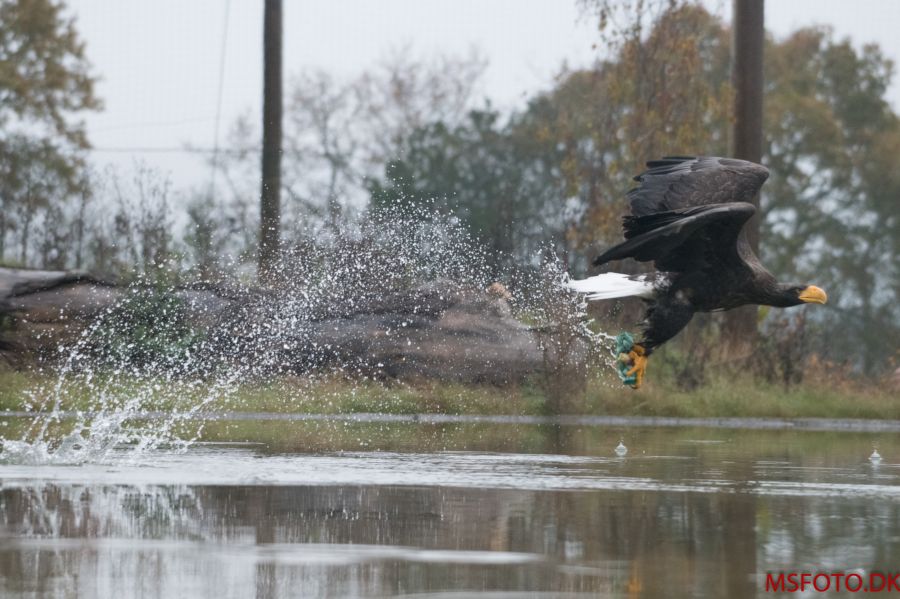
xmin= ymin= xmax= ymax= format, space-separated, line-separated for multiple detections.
xmin=725 ymin=0 xmax=764 ymax=344
xmin=259 ymin=0 xmax=283 ymax=284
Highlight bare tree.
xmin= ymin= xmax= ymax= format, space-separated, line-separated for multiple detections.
xmin=356 ymin=48 xmax=487 ymax=164
xmin=210 ymin=50 xmax=486 ymax=248
xmin=284 ymin=71 xmax=363 ymax=234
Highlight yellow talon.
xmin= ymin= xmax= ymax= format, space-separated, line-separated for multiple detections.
xmin=625 ymin=344 xmax=648 ymax=389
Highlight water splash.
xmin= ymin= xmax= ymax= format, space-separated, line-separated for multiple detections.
xmin=1 ymin=205 xmax=605 ymax=465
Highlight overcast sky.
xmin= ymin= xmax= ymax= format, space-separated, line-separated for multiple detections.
xmin=65 ymin=0 xmax=900 ymax=192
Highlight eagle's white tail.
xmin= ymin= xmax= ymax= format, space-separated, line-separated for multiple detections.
xmin=568 ymin=272 xmax=655 ymax=301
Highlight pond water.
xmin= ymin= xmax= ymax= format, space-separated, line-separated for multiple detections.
xmin=0 ymin=417 xmax=898 ymax=598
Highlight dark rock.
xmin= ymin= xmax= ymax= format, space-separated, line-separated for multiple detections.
xmin=0 ymin=268 xmax=556 ymax=384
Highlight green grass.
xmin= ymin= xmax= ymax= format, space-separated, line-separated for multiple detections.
xmin=583 ymin=372 xmax=900 ymax=419
xmin=0 ymin=365 xmax=897 ymax=420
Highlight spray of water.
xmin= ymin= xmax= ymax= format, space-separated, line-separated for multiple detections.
xmin=1 ymin=205 xmax=613 ymax=465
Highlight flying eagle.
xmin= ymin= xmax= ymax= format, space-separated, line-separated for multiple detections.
xmin=570 ymin=156 xmax=827 ymax=389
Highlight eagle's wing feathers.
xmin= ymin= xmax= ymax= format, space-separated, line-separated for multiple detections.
xmin=627 ymin=156 xmax=768 ymax=217
xmin=593 ymin=202 xmax=756 ymax=272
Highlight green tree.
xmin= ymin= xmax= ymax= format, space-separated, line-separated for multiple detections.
xmin=367 ymin=109 xmax=571 ymax=269
xmin=0 ymin=0 xmax=100 ymax=265
xmin=368 ymin=3 xmax=899 ymax=373
xmin=557 ymin=7 xmax=899 ymax=373
xmin=760 ymin=28 xmax=900 ymax=373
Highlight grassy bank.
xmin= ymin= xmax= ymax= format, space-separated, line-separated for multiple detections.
xmin=1 ymin=365 xmax=897 ymax=420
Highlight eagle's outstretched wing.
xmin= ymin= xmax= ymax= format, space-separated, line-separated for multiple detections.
xmin=594 ymin=157 xmax=768 ymax=272
xmin=593 ymin=202 xmax=756 ymax=271
xmin=626 ymin=156 xmax=769 ymax=217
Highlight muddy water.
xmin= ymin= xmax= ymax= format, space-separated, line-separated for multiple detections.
xmin=0 ymin=419 xmax=897 ymax=598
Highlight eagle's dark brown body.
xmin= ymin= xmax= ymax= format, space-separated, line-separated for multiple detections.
xmin=593 ymin=156 xmax=825 ymax=356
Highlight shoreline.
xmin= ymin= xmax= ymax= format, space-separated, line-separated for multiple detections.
xmin=3 ymin=410 xmax=900 ymax=433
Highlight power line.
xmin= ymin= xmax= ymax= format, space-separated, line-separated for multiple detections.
xmin=90 ymin=116 xmax=216 ymax=134
xmin=209 ymin=0 xmax=232 ymax=198
xmin=88 ymin=146 xmax=260 ymax=154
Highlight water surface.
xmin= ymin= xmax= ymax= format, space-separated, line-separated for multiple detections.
xmin=0 ymin=418 xmax=897 ymax=598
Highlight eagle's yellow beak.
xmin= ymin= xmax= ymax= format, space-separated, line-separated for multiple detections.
xmin=799 ymin=285 xmax=827 ymax=304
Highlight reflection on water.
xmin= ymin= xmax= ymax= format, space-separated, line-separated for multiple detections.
xmin=0 ymin=423 xmax=898 ymax=598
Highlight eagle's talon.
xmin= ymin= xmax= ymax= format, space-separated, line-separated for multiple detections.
xmin=625 ymin=344 xmax=648 ymax=389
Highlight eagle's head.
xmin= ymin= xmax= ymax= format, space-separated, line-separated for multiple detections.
xmin=780 ymin=284 xmax=828 ymax=307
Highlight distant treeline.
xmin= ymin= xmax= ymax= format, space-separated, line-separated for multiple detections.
xmin=1 ymin=0 xmax=897 ymax=373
